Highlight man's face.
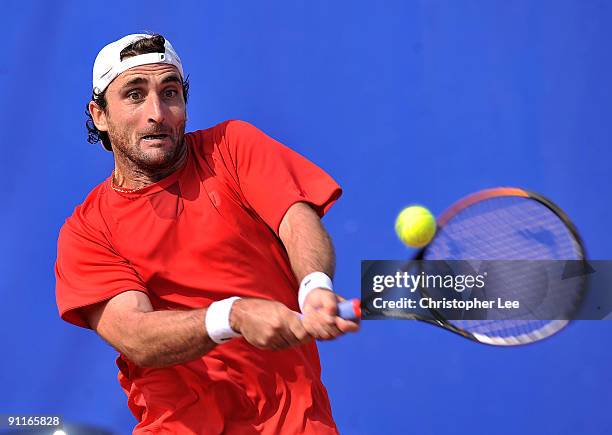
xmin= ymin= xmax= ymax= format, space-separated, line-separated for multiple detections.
xmin=96 ymin=63 xmax=186 ymax=169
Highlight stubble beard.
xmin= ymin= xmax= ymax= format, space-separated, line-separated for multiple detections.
xmin=108 ymin=119 xmax=187 ymax=178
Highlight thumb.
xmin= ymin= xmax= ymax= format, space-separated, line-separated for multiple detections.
xmin=317 ymin=290 xmax=339 ymax=316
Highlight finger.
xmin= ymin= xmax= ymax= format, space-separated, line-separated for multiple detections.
xmin=255 ymin=324 xmax=292 ymax=350
xmin=335 ymin=317 xmax=360 ymax=333
xmin=301 ymin=312 xmax=331 ymax=339
xmin=275 ymin=332 xmax=296 ymax=350
xmin=255 ymin=337 xmax=285 ymax=350
xmin=276 ymin=317 xmax=304 ymax=347
xmin=287 ymin=314 xmax=312 ymax=345
xmin=301 ymin=315 xmax=325 ymax=339
xmin=304 ymin=311 xmax=343 ymax=340
xmin=268 ymin=310 xmax=311 ymax=348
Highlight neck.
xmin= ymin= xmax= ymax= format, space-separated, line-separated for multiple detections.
xmin=112 ymin=144 xmax=188 ymax=191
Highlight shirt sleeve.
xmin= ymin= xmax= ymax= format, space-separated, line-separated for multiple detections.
xmin=223 ymin=120 xmax=342 ymax=234
xmin=55 ymin=216 xmax=147 ymax=329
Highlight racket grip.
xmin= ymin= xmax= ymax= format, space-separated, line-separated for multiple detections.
xmin=337 ymin=299 xmax=361 ymax=320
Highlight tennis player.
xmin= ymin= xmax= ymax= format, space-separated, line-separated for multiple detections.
xmin=55 ymin=33 xmax=358 ymax=434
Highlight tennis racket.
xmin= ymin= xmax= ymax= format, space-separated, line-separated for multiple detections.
xmin=336 ymin=187 xmax=587 ymax=346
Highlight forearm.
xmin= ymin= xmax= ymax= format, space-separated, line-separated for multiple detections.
xmin=279 ymin=202 xmax=336 ymax=282
xmin=278 ymin=204 xmax=359 ymax=340
xmin=126 ymin=308 xmax=215 ymax=368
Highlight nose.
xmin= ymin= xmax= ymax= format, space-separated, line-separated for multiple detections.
xmin=145 ymin=92 xmax=166 ymax=124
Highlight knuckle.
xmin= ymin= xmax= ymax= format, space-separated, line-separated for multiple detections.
xmin=269 ymin=318 xmax=283 ymax=330
xmin=316 ymin=329 xmax=330 ymax=340
xmin=262 ymin=331 xmax=275 ymax=344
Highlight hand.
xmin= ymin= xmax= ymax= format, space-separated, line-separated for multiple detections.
xmin=229 ymin=298 xmax=310 ymax=350
xmin=301 ymin=288 xmax=360 ymax=340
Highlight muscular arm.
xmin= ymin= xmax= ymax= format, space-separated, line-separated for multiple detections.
xmin=279 ymin=202 xmax=359 ymax=339
xmin=85 ymin=291 xmax=214 ymax=368
xmin=279 ymin=202 xmax=336 ymax=282
xmin=85 ymin=290 xmax=310 ymax=368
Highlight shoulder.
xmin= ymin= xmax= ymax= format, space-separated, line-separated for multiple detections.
xmin=59 ymin=180 xmax=111 ymax=245
xmin=186 ymin=120 xmax=262 ymax=171
xmin=186 ymin=120 xmax=259 ymax=149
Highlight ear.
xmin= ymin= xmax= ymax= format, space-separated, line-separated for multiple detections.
xmin=88 ymin=101 xmax=109 ymax=132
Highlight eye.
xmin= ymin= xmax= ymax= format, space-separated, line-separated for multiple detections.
xmin=164 ymin=89 xmax=178 ymax=98
xmin=127 ymin=91 xmax=142 ymax=101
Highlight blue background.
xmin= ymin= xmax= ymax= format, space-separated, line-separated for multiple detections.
xmin=2 ymin=1 xmax=611 ymax=434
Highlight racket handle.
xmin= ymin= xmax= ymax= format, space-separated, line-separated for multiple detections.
xmin=337 ymin=299 xmax=361 ymax=320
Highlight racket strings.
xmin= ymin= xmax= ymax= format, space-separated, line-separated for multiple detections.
xmin=424 ymin=196 xmax=584 ymax=344
xmin=433 ymin=199 xmax=579 ymax=260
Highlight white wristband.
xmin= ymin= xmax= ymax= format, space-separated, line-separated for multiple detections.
xmin=205 ymin=297 xmax=242 ymax=344
xmin=298 ymin=272 xmax=333 ymax=312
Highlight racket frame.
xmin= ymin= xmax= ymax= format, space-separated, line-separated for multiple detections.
xmin=365 ymin=187 xmax=588 ymax=346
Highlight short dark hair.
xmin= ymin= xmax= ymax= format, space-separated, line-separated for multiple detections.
xmin=85 ymin=34 xmax=189 ymax=151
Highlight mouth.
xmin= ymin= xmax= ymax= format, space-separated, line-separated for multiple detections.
xmin=141 ymin=133 xmax=170 ymax=141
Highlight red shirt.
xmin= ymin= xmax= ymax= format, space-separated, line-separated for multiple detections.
xmin=55 ymin=120 xmax=342 ymax=434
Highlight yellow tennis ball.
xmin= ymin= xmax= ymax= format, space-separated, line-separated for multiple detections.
xmin=395 ymin=206 xmax=436 ymax=248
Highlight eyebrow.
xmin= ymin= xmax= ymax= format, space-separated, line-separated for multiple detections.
xmin=121 ymin=77 xmax=147 ymax=89
xmin=120 ymin=74 xmax=182 ymax=90
xmin=161 ymin=74 xmax=182 ymax=85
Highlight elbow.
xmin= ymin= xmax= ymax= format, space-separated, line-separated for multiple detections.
xmin=117 ymin=336 xmax=156 ymax=368
xmin=120 ymin=340 xmax=216 ymax=368
xmin=124 ymin=347 xmax=166 ymax=368
xmin=115 ymin=314 xmax=159 ymax=367
xmin=130 ymin=350 xmax=155 ymax=368
xmin=120 ymin=347 xmax=146 ymax=368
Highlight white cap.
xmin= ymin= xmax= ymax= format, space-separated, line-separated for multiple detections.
xmin=92 ymin=34 xmax=184 ymax=95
